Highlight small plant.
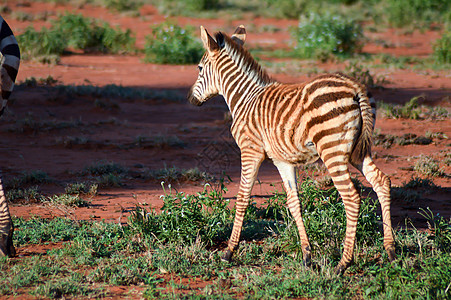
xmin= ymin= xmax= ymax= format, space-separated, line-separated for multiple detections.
xmin=433 ymin=30 xmax=451 ymax=65
xmin=22 ymin=75 xmax=60 ymax=87
xmin=291 ymin=13 xmax=363 ymax=60
xmin=96 ymin=173 xmax=123 ymax=187
xmin=6 ymin=186 xmax=44 ymax=202
xmin=46 ymin=194 xmax=90 ymax=207
xmin=82 ymin=160 xmax=128 ymax=176
xmin=345 ymin=62 xmax=387 ymax=88
xmin=102 ymin=0 xmax=142 ymax=12
xmin=378 ymin=96 xmax=450 ymax=120
xmin=64 ymin=182 xmax=98 ymax=196
xmin=134 ymin=134 xmax=186 ymax=149
xmin=414 ymin=155 xmax=444 ymax=177
xmin=145 ymin=166 xmax=213 ymax=183
xmin=144 ymin=22 xmax=203 ymax=65
xmin=153 ymin=0 xmax=220 ymax=15
xmin=5 ymin=170 xmax=51 ymax=189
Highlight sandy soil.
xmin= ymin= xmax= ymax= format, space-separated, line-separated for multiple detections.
xmin=0 ymin=2 xmax=450 ymax=297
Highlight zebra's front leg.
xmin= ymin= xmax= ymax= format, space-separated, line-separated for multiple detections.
xmin=223 ymin=150 xmax=264 ymax=262
xmin=0 ymin=174 xmax=15 ymax=257
xmin=273 ymin=160 xmax=312 ymax=266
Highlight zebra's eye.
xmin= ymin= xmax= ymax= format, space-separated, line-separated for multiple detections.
xmin=198 ymin=65 xmax=203 ymax=72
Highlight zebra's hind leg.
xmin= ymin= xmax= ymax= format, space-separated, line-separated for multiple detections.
xmin=223 ymin=150 xmax=265 ymax=262
xmin=273 ymin=160 xmax=312 ymax=267
xmin=325 ymin=159 xmax=362 ymax=274
xmin=358 ymin=156 xmax=395 ymax=261
xmin=0 ymin=173 xmax=15 ymax=257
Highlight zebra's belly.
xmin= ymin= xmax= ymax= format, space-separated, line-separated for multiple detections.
xmin=265 ymin=141 xmax=319 ymax=166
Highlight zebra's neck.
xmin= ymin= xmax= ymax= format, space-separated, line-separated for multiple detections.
xmin=219 ymin=70 xmax=266 ymax=115
xmin=217 ymin=53 xmax=273 ymax=116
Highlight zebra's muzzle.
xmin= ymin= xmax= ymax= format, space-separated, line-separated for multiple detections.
xmin=187 ymin=89 xmax=204 ymax=106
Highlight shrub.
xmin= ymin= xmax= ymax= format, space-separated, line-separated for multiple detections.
xmin=17 ymin=27 xmax=66 ymax=63
xmin=291 ymin=13 xmax=363 ymax=60
xmin=143 ymin=22 xmax=203 ymax=64
xmin=51 ymin=14 xmax=135 ymax=53
xmin=153 ymin=0 xmax=219 ymax=15
xmin=264 ymin=0 xmax=307 ymax=19
xmin=18 ymin=14 xmax=135 ymax=63
xmin=433 ymin=30 xmax=451 ymax=65
xmin=102 ymin=0 xmax=142 ymax=12
xmin=385 ymin=0 xmax=451 ymax=28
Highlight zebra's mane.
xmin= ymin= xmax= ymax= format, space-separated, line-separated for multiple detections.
xmin=214 ymin=32 xmax=274 ymax=87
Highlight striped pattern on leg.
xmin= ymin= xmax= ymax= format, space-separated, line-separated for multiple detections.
xmin=361 ymin=156 xmax=395 ymax=260
xmin=188 ymin=25 xmax=395 ymax=273
xmin=223 ymin=150 xmax=264 ymax=261
xmin=0 ymin=172 xmax=14 ymax=256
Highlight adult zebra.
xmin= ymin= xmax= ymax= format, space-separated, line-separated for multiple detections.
xmin=0 ymin=15 xmax=20 ymax=257
xmin=187 ymin=26 xmax=395 ymax=274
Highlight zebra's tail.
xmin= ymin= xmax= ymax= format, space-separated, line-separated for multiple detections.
xmin=350 ymin=90 xmax=376 ymax=165
xmin=0 ymin=15 xmax=20 ymax=116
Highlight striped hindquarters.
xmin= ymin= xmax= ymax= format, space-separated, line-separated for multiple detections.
xmin=301 ymin=73 xmax=375 ymax=165
xmin=0 ymin=15 xmax=20 ymax=115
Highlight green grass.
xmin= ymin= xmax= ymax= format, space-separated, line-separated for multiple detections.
xmin=4 ymin=179 xmax=451 ymax=299
xmin=4 ymin=178 xmax=450 ymax=298
xmin=17 ymin=13 xmax=135 ymax=63
xmin=143 ymin=22 xmax=204 ymax=65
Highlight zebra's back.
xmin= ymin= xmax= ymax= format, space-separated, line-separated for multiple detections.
xmin=234 ymin=73 xmax=374 ymax=166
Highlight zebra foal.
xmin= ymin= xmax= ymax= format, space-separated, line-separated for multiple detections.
xmin=0 ymin=15 xmax=20 ymax=257
xmin=187 ymin=25 xmax=395 ymax=273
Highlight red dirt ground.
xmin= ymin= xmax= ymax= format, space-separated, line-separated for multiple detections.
xmin=1 ymin=2 xmax=450 ymax=298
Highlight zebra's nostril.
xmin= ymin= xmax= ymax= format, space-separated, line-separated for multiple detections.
xmin=187 ymin=93 xmax=203 ymax=106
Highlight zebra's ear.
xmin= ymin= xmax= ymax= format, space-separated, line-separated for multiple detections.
xmin=200 ymin=26 xmax=219 ymax=54
xmin=231 ymin=25 xmax=246 ymax=46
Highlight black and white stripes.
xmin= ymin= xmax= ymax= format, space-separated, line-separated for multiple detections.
xmin=188 ymin=26 xmax=395 ymax=274
xmin=0 ymin=15 xmax=19 ymax=257
xmin=0 ymin=15 xmax=20 ymax=115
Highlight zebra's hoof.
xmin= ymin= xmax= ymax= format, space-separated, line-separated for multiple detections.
xmin=0 ymin=233 xmax=15 ymax=257
xmin=302 ymin=246 xmax=312 ymax=267
xmin=303 ymin=253 xmax=312 ymax=267
xmin=334 ymin=264 xmax=346 ymax=275
xmin=387 ymin=247 xmax=396 ymax=262
xmin=221 ymin=250 xmax=233 ymax=263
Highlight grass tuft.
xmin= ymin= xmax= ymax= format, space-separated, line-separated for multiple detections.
xmin=143 ymin=22 xmax=203 ymax=65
